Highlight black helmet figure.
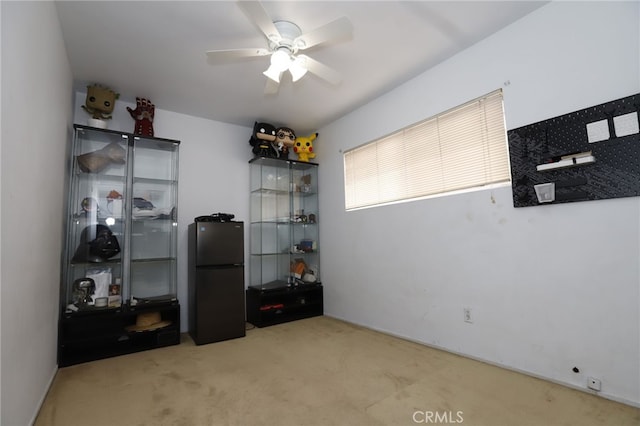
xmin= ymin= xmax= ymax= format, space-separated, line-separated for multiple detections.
xmin=72 ymin=224 xmax=121 ymax=263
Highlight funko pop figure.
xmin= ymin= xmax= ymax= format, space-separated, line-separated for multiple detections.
xmin=82 ymin=84 xmax=119 ymax=120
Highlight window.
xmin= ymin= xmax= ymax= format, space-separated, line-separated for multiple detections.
xmin=343 ymin=89 xmax=510 ymax=210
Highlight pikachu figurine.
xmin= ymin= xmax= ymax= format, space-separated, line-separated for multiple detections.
xmin=294 ymin=132 xmax=318 ymax=162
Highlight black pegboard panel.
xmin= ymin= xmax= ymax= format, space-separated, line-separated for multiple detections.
xmin=508 ymin=93 xmax=640 ymax=207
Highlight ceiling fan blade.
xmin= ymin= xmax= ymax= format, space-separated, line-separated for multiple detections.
xmin=206 ymin=48 xmax=270 ymax=64
xmin=264 ymin=78 xmax=280 ymax=95
xmin=237 ymin=1 xmax=281 ymax=43
xmin=297 ymin=55 xmax=342 ymax=85
xmin=294 ymin=16 xmax=352 ymax=50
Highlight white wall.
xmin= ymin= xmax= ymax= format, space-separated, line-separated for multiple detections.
xmin=159 ymin=110 xmax=251 ymax=332
xmin=1 ymin=2 xmax=73 ymax=425
xmin=72 ymin=96 xmax=251 ymax=332
xmin=318 ymin=1 xmax=640 ymax=406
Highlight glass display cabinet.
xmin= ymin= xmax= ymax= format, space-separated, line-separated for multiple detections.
xmin=247 ymin=157 xmax=323 ymax=327
xmin=58 ymin=125 xmax=180 ymax=366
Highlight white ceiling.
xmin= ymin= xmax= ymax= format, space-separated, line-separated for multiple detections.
xmin=55 ymin=1 xmax=547 ymax=134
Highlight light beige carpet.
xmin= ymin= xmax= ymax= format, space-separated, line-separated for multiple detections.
xmin=36 ymin=316 xmax=639 ymax=426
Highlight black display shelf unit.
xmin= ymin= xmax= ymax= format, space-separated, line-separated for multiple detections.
xmin=246 ymin=283 xmax=323 ymax=328
xmin=58 ymin=302 xmax=180 ymax=367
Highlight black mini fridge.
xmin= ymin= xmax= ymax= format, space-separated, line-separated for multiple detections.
xmin=188 ymin=221 xmax=246 ymax=345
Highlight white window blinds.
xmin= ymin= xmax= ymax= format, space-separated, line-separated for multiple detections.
xmin=344 ymin=90 xmax=510 ymax=210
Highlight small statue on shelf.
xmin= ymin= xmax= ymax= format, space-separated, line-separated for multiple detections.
xmin=275 ymin=127 xmax=296 ymax=159
xmin=294 ymin=132 xmax=318 ymax=162
xmin=82 ymin=84 xmax=120 ymax=129
xmin=72 ymin=277 xmax=96 ymax=307
xmin=249 ymin=122 xmax=279 ymax=158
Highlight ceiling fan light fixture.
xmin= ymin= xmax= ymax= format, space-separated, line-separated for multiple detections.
xmin=206 ymin=6 xmax=350 ymax=90
xmin=263 ymin=64 xmax=282 ymax=83
xmin=289 ymin=57 xmax=308 ymax=82
xmin=270 ymin=49 xmax=292 ymax=72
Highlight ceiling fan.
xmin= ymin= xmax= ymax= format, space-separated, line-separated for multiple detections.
xmin=206 ymin=1 xmax=353 ymax=93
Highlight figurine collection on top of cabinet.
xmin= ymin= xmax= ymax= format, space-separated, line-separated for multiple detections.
xmin=247 ymin=121 xmax=319 ymax=163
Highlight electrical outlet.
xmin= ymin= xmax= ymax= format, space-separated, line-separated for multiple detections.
xmin=463 ymin=308 xmax=473 ymax=323
xmin=587 ymin=377 xmax=601 ymax=391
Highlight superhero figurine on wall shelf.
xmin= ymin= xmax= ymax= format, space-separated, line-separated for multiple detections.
xmin=249 ymin=122 xmax=280 ymax=158
xmin=127 ymin=97 xmax=155 ymax=137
